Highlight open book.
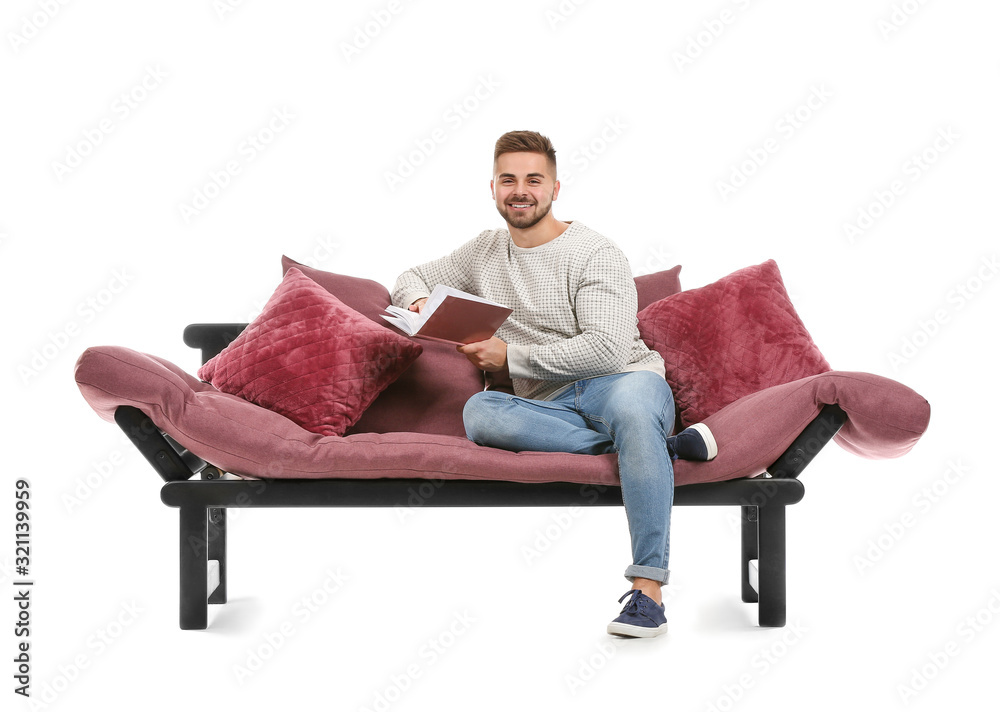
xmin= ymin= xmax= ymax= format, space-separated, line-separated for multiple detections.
xmin=381 ymin=284 xmax=513 ymax=345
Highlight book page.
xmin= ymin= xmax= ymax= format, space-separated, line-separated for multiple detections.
xmin=380 ymin=306 xmax=421 ymax=335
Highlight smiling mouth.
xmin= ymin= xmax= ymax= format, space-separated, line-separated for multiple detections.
xmin=508 ymin=203 xmax=534 ymax=210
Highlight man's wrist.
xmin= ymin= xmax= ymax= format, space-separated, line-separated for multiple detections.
xmin=506 ymin=344 xmax=531 ymax=379
xmin=399 ymin=291 xmax=430 ymax=309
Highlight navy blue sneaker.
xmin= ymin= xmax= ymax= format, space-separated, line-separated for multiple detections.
xmin=607 ymin=589 xmax=668 ymax=638
xmin=666 ymin=423 xmax=718 ymax=461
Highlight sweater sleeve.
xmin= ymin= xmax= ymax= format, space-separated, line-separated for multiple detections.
xmin=506 ymin=246 xmax=638 ymax=381
xmin=390 ymin=234 xmax=483 ymax=309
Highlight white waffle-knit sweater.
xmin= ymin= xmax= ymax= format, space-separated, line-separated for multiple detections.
xmin=390 ymin=221 xmax=665 ymax=401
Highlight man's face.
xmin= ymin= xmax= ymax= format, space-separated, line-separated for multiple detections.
xmin=491 ymin=152 xmax=560 ymax=230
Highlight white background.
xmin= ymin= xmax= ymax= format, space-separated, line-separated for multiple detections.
xmin=3 ymin=1 xmax=998 ymax=710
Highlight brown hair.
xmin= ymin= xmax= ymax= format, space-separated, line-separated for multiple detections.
xmin=493 ymin=130 xmax=557 ymax=178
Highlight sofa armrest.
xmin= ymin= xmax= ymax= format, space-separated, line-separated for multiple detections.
xmin=183 ymin=323 xmax=249 ymax=364
xmin=766 ymin=404 xmax=847 ymax=478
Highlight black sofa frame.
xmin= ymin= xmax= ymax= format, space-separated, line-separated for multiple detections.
xmin=114 ymin=323 xmax=848 ymax=630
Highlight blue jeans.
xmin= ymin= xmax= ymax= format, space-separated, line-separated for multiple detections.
xmin=463 ymin=370 xmax=675 ymax=585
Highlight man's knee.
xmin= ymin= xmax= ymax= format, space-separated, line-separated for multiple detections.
xmin=605 ymin=372 xmax=673 ymax=427
xmin=613 ymin=371 xmax=671 ymax=406
xmin=463 ymin=391 xmax=501 ymax=442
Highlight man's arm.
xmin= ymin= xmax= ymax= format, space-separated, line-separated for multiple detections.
xmin=390 ymin=234 xmax=482 ymax=310
xmin=505 ymin=246 xmax=638 ymax=381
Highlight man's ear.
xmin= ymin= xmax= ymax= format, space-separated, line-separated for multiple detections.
xmin=490 ymin=179 xmax=495 ymax=199
xmin=552 ymin=179 xmax=561 ymax=201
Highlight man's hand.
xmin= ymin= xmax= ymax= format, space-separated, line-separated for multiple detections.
xmin=409 ymin=298 xmax=428 ymax=314
xmin=457 ymin=336 xmax=508 ymax=372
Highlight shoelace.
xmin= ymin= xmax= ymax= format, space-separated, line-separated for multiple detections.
xmin=617 ymin=589 xmax=647 ymax=616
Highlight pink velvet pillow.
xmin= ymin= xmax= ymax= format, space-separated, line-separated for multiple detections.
xmin=280 ymin=255 xmax=392 ymax=323
xmin=635 ymin=264 xmax=683 ymax=311
xmin=280 ymin=255 xmax=486 ymax=437
xmin=198 ymin=268 xmax=422 ymax=437
xmin=638 ymin=260 xmax=830 ymax=429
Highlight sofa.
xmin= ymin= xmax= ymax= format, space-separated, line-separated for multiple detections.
xmin=73 ymin=255 xmax=931 ymax=630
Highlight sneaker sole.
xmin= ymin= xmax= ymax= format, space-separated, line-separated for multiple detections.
xmin=607 ymin=621 xmax=669 ymax=638
xmin=688 ymin=423 xmax=718 ymax=460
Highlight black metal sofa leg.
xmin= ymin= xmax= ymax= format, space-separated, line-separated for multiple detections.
xmin=179 ymin=507 xmax=209 ymax=630
xmin=741 ymin=505 xmax=759 ymax=603
xmin=756 ymin=504 xmax=787 ymax=627
xmin=207 ymin=508 xmax=227 ymax=604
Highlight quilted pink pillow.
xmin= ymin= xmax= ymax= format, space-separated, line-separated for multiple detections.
xmin=280 ymin=255 xmax=487 ymax=437
xmin=638 ymin=260 xmax=830 ymax=429
xmin=198 ymin=267 xmax=422 ymax=436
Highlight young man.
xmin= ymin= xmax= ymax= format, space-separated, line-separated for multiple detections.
xmin=390 ymin=130 xmax=717 ymax=638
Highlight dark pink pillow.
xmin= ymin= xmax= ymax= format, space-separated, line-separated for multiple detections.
xmin=635 ymin=264 xmax=682 ymax=311
xmin=280 ymin=255 xmax=392 ymax=323
xmin=281 ymin=255 xmax=486 ymax=437
xmin=638 ymin=260 xmax=830 ymax=429
xmin=198 ymin=268 xmax=422 ymax=437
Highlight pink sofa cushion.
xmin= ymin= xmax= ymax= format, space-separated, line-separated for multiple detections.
xmin=694 ymin=371 xmax=930 ymax=482
xmin=638 ymin=259 xmax=831 ymax=429
xmin=75 ymin=344 xmax=929 ymax=485
xmin=198 ymin=268 xmax=422 ymax=437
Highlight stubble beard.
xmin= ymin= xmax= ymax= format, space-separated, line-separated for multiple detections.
xmin=496 ymin=196 xmax=553 ymax=230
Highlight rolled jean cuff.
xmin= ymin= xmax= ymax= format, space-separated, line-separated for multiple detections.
xmin=624 ymin=565 xmax=669 ymax=585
